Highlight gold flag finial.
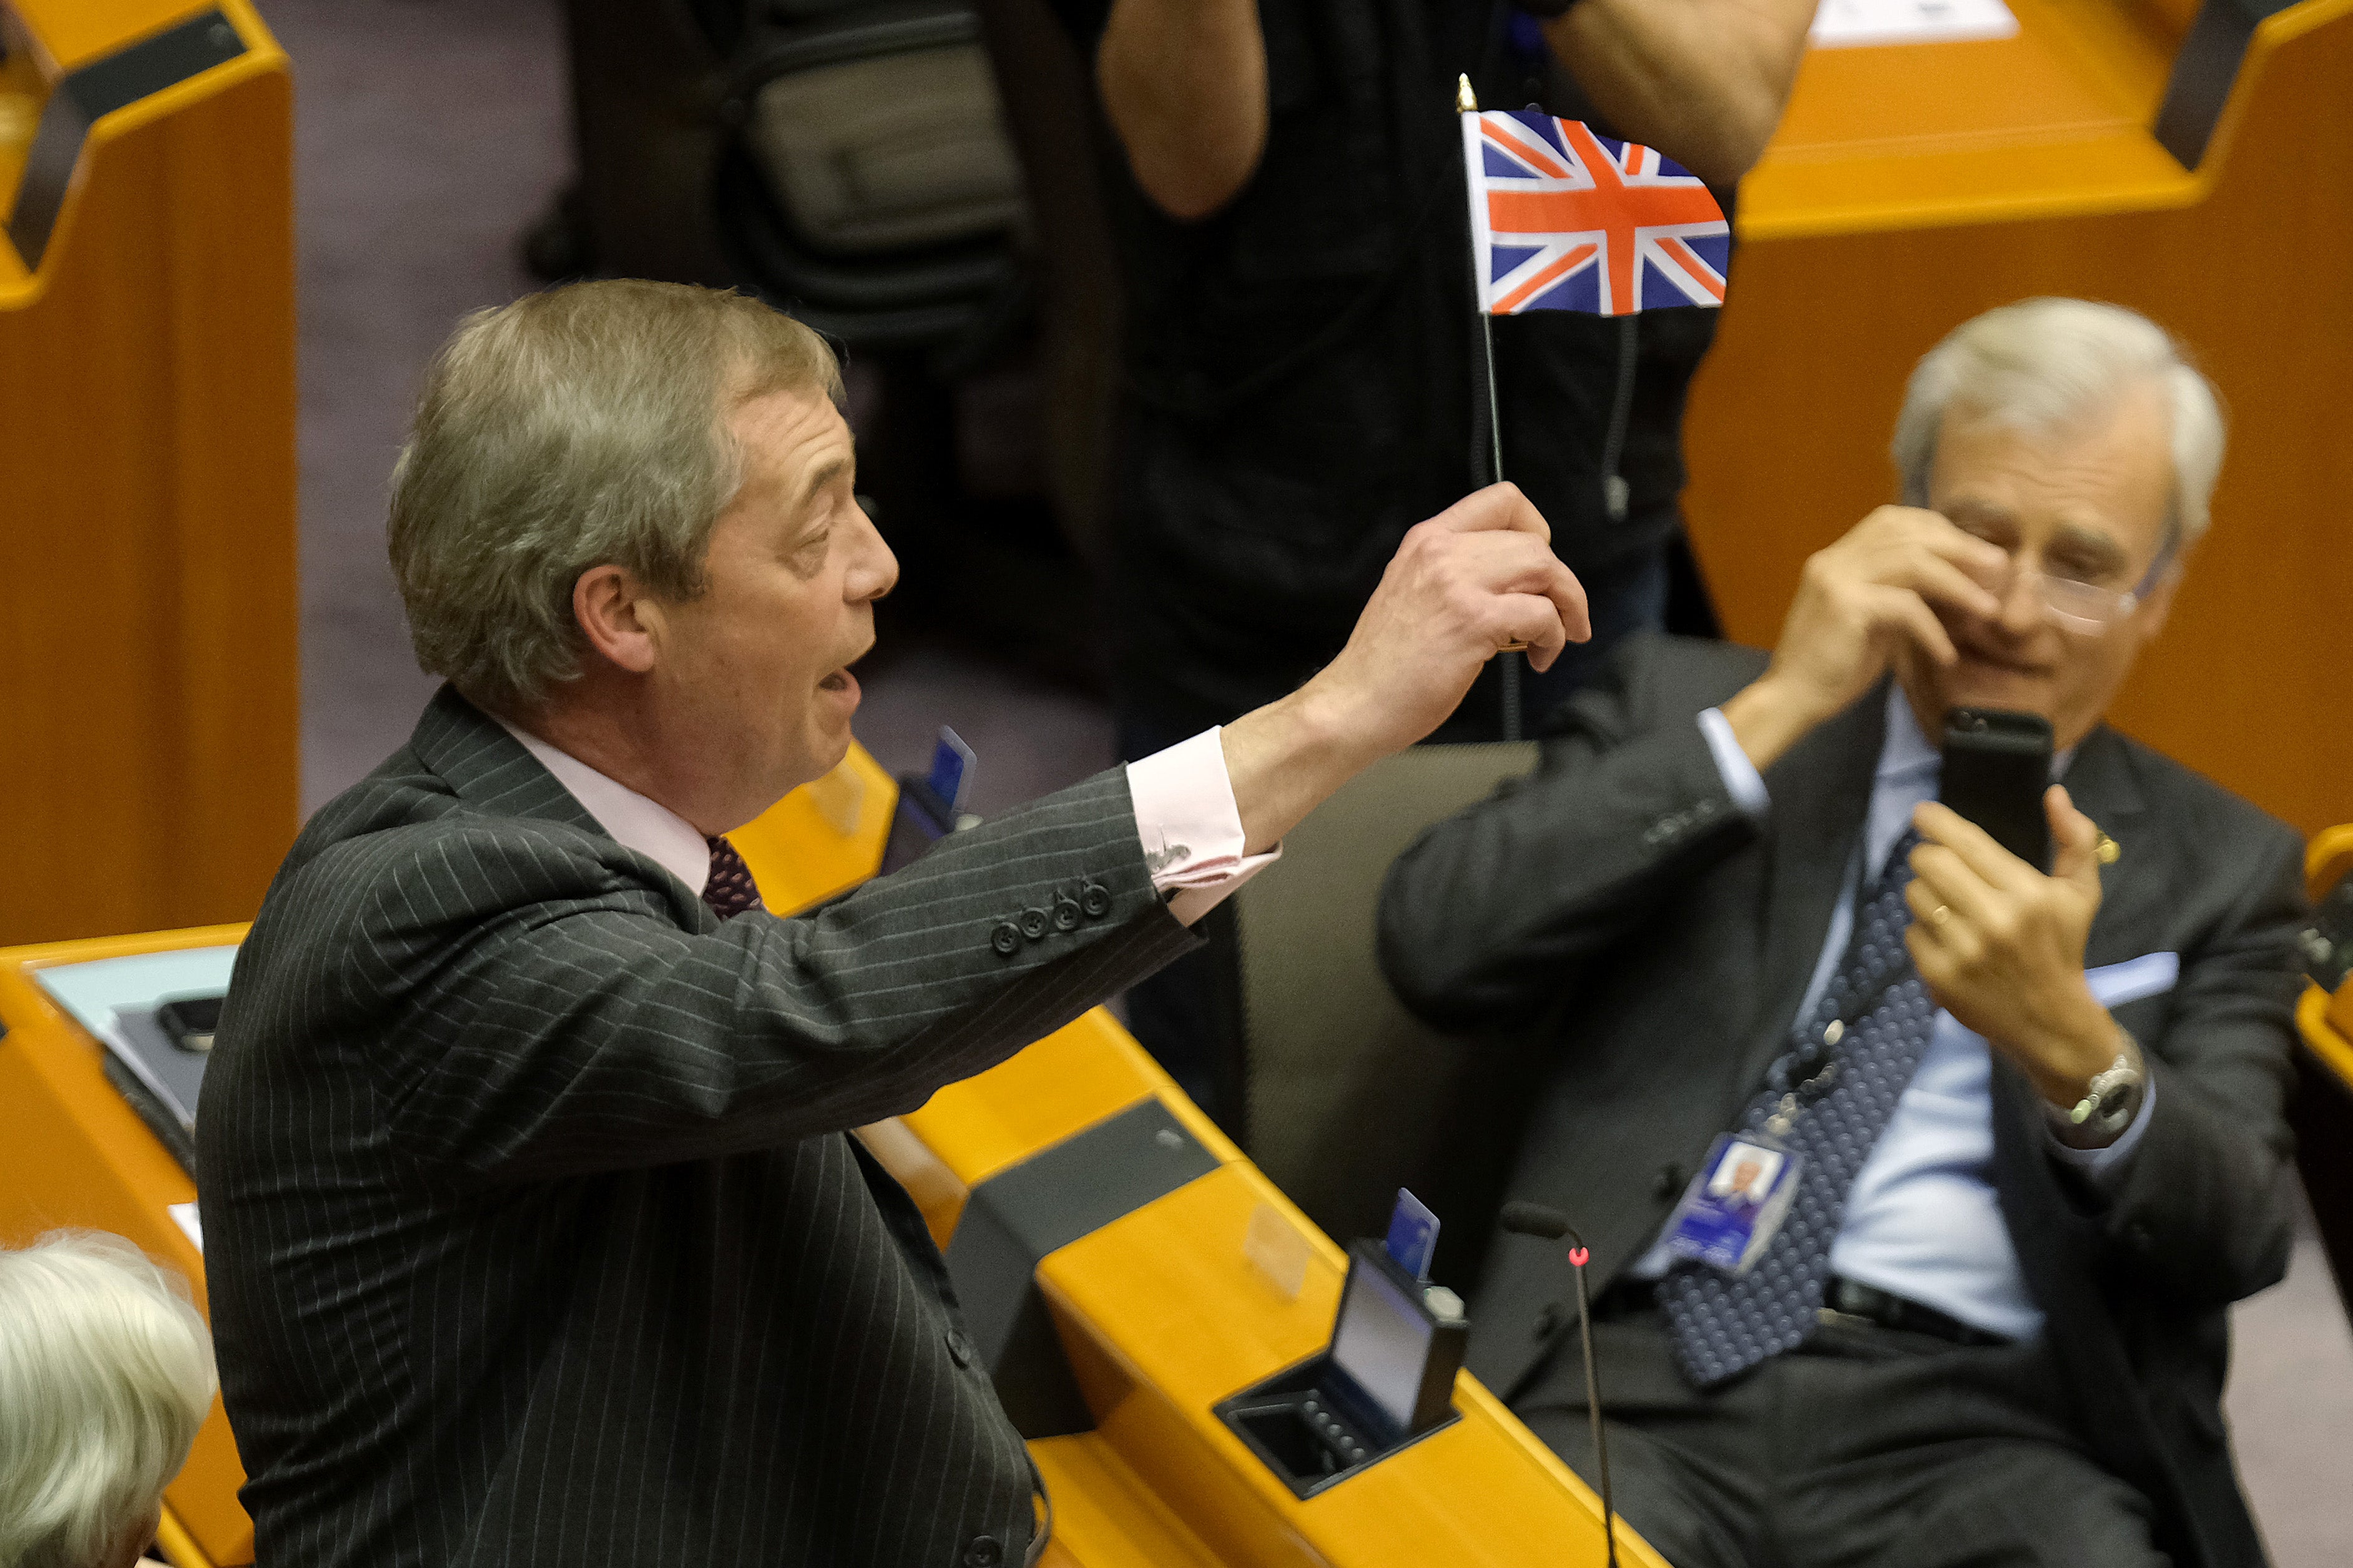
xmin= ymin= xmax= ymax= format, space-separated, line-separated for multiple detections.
xmin=1457 ymin=73 xmax=1478 ymax=114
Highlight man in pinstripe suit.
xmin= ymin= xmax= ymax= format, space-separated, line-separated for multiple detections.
xmin=197 ymin=280 xmax=1589 ymax=1568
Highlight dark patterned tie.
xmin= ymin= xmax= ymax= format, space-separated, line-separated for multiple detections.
xmin=701 ymin=835 xmax=765 ymax=921
xmin=1661 ymin=827 xmax=1936 ymax=1386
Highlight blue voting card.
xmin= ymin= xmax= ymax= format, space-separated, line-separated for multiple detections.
xmin=1385 ymin=1188 xmax=1440 ymax=1281
xmin=927 ymin=727 xmax=976 ymax=814
xmin=1662 ymin=1134 xmax=1802 ymax=1275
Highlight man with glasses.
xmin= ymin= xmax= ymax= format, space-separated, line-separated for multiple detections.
xmin=1379 ymin=298 xmax=2301 ymax=1568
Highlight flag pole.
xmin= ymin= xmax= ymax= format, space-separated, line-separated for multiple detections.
xmin=1459 ymin=74 xmax=1524 ymax=744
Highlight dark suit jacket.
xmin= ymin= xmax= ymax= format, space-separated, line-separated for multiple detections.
xmin=199 ymin=687 xmax=1197 ymax=1568
xmin=1377 ymin=635 xmax=2306 ymax=1568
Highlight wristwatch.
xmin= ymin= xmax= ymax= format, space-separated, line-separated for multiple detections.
xmin=2051 ymin=1039 xmax=2146 ymax=1145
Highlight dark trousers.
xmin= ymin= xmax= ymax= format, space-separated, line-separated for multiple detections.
xmin=1515 ymin=1306 xmax=2169 ymax=1568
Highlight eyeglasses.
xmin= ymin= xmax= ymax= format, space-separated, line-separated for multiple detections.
xmin=1970 ymin=524 xmax=2180 ymax=636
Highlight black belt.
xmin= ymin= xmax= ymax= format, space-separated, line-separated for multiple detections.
xmin=1592 ymin=1276 xmax=2008 ymax=1349
xmin=1819 ymin=1276 xmax=2009 ymax=1348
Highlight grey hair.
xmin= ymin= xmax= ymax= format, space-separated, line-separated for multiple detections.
xmin=388 ymin=280 xmax=845 ymax=710
xmin=0 ymin=1232 xmax=215 ymax=1568
xmin=1892 ymin=298 xmax=2226 ymax=545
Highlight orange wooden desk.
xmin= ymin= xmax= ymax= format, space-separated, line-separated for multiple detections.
xmin=0 ymin=922 xmax=253 ymax=1568
xmin=0 ymin=743 xmax=1654 ymax=1567
xmin=1682 ymin=0 xmax=2353 ymax=836
xmin=0 ymin=0 xmax=297 ymax=946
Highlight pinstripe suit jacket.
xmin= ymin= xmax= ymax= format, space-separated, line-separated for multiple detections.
xmin=199 ymin=687 xmax=1197 ymax=1568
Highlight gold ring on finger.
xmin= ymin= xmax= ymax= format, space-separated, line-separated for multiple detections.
xmin=1497 ymin=638 xmax=1530 ymax=654
xmin=1930 ymin=904 xmax=1951 ymax=928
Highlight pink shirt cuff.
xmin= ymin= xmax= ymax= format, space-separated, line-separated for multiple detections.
xmin=1124 ymin=727 xmax=1281 ymax=926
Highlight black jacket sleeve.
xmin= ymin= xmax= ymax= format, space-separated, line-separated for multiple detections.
xmin=2086 ymin=823 xmax=2306 ymax=1306
xmin=1378 ymin=637 xmax=1765 ymax=1032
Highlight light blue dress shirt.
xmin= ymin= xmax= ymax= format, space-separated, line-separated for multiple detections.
xmin=1633 ymin=687 xmax=2156 ymax=1341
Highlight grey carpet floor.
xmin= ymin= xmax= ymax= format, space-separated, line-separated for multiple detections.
xmin=262 ymin=1 xmax=2351 ymax=1559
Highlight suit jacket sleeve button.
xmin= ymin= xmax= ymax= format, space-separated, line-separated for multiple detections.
xmin=945 ymin=1328 xmax=976 ymax=1368
xmin=963 ymin=1536 xmax=1002 ymax=1567
xmin=990 ymin=921 xmax=1022 ymax=956
xmin=1019 ymin=906 xmax=1050 ymax=940
xmin=1653 ymin=1162 xmax=1686 ymax=1199
xmin=1079 ymin=882 xmax=1112 ymax=918
xmin=1053 ymin=895 xmax=1083 ymax=932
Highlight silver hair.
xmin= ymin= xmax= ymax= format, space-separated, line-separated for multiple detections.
xmin=1892 ymin=298 xmax=2226 ymax=546
xmin=388 ymin=280 xmax=845 ymax=711
xmin=0 ymin=1232 xmax=215 ymax=1568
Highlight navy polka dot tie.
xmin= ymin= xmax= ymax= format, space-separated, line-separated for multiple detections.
xmin=701 ymin=835 xmax=765 ymax=921
xmin=1661 ymin=827 xmax=1935 ymax=1386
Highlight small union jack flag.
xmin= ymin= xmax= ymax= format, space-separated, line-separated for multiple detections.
xmin=1464 ymin=110 xmax=1729 ymax=317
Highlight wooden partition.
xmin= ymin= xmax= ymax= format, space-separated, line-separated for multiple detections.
xmin=1683 ymin=0 xmax=2353 ymax=833
xmin=0 ymin=0 xmax=296 ymax=946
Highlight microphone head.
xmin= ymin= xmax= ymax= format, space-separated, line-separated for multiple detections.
xmin=1498 ymin=1200 xmax=1571 ymax=1240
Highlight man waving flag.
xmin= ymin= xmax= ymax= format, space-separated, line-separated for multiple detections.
xmin=1465 ymin=109 xmax=1731 ymax=317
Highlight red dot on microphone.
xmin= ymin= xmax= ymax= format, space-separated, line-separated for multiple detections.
xmin=1568 ymin=1247 xmax=1589 ymax=1267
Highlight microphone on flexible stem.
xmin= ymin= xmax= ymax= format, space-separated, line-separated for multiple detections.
xmin=1500 ymin=1201 xmax=1618 ymax=1568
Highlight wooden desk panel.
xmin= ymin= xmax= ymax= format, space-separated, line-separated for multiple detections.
xmin=0 ymin=0 xmax=296 ymax=946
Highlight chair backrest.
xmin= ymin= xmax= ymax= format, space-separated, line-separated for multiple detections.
xmin=1231 ymin=742 xmax=1539 ymax=1286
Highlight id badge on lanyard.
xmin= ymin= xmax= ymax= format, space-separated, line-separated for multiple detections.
xmin=1661 ymin=1131 xmax=1803 ymax=1275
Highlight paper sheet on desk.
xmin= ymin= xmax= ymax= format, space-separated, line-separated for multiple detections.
xmin=1811 ymin=0 xmax=2018 ymax=47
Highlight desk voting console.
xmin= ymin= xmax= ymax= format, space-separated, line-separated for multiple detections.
xmin=0 ymin=0 xmax=297 ymax=947
xmin=0 ymin=743 xmax=1655 ymax=1568
xmin=1682 ymin=0 xmax=2353 ymax=837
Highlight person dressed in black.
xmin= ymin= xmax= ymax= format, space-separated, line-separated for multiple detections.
xmin=1064 ymin=0 xmax=1817 ymax=1110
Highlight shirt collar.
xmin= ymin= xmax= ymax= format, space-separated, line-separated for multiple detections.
xmin=1879 ymin=685 xmax=1942 ymax=785
xmin=492 ymin=716 xmax=713 ymax=895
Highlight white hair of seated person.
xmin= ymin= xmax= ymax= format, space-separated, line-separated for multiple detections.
xmin=1893 ymin=297 xmax=2227 ymax=544
xmin=0 ymin=1232 xmax=216 ymax=1568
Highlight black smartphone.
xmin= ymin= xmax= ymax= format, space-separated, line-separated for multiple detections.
xmin=1940 ymin=708 xmax=2054 ymax=871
